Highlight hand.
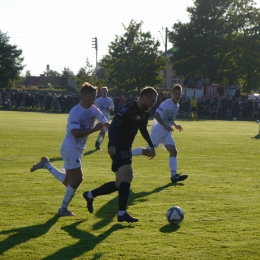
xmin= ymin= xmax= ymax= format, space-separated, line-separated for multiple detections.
xmin=94 ymin=123 xmax=103 ymax=131
xmin=147 ymin=148 xmax=156 ymax=160
xmin=108 ymin=146 xmax=116 ymax=157
xmin=175 ymin=125 xmax=183 ymax=132
xmin=165 ymin=125 xmax=173 ymax=132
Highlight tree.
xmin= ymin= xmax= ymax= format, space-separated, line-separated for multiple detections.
xmin=168 ymin=0 xmax=260 ymax=92
xmin=221 ymin=0 xmax=260 ymax=91
xmin=0 ymin=30 xmax=25 ymax=89
xmin=75 ymin=57 xmax=95 ymax=88
xmin=169 ymin=0 xmax=233 ymax=84
xmin=100 ymin=20 xmax=168 ymax=94
xmin=61 ymin=66 xmax=74 ymax=77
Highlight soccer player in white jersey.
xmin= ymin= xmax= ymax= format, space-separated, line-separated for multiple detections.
xmin=30 ymin=82 xmax=110 ymax=216
xmin=132 ymin=84 xmax=188 ymax=183
xmin=94 ymin=86 xmax=114 ymax=150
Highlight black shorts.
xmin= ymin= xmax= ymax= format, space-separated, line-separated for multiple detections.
xmin=111 ymin=145 xmax=132 ymax=172
xmin=191 ymin=107 xmax=197 ymax=112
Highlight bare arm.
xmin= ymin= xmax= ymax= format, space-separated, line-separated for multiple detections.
xmin=71 ymin=123 xmax=103 ymax=138
xmin=154 ymin=112 xmax=173 ymax=132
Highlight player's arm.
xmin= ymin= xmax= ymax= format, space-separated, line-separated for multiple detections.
xmin=139 ymin=126 xmax=156 ymax=159
xmin=71 ymin=123 xmax=103 ymax=138
xmin=103 ymin=122 xmax=110 ymax=130
xmin=154 ymin=112 xmax=173 ymax=132
xmin=107 ymin=118 xmax=121 ymax=156
xmin=172 ymin=121 xmax=183 ymax=132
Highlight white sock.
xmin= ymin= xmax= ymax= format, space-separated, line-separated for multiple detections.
xmin=132 ymin=148 xmax=143 ymax=156
xmin=169 ymin=157 xmax=177 ymax=177
xmin=99 ymin=136 xmax=104 ymax=146
xmin=96 ymin=133 xmax=102 ymax=143
xmin=45 ymin=162 xmax=66 ymax=183
xmin=118 ymin=210 xmax=126 ymax=216
xmin=61 ymin=185 xmax=76 ymax=209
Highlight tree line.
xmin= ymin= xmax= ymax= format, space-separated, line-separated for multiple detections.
xmin=1 ymin=0 xmax=260 ymax=94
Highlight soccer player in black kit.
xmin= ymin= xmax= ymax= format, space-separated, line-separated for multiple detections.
xmin=83 ymin=87 xmax=158 ymax=222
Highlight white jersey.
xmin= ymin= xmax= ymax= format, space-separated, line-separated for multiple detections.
xmin=63 ymin=104 xmax=108 ymax=149
xmin=95 ymin=96 xmax=114 ymax=121
xmin=152 ymin=99 xmax=179 ymax=134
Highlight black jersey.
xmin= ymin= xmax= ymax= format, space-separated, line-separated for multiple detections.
xmin=109 ymin=101 xmax=150 ymax=149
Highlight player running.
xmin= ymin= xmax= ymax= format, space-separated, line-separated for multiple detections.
xmin=132 ymin=84 xmax=188 ymax=183
xmin=94 ymin=86 xmax=114 ymax=150
xmin=30 ymin=83 xmax=109 ymax=216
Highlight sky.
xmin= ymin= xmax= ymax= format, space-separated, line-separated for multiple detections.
xmin=1 ymin=0 xmax=260 ymax=77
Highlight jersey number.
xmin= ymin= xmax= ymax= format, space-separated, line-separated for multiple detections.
xmin=120 ymin=150 xmax=129 ymax=159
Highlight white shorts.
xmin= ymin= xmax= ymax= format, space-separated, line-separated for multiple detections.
xmin=60 ymin=141 xmax=84 ymax=170
xmin=147 ymin=131 xmax=175 ymax=149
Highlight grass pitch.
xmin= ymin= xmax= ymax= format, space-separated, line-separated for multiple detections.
xmin=0 ymin=111 xmax=260 ymax=259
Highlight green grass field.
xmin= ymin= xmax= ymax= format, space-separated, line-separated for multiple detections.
xmin=1 ymin=111 xmax=260 ymax=259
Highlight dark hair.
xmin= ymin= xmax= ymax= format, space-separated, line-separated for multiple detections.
xmin=140 ymin=86 xmax=158 ymax=99
xmin=171 ymin=84 xmax=182 ymax=92
xmin=81 ymin=82 xmax=97 ymax=96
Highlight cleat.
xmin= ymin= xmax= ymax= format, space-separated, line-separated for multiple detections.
xmin=171 ymin=174 xmax=188 ymax=183
xmin=58 ymin=208 xmax=76 ymax=216
xmin=95 ymin=141 xmax=100 ymax=150
xmin=117 ymin=212 xmax=138 ymax=223
xmin=30 ymin=157 xmax=50 ymax=172
xmin=83 ymin=191 xmax=94 ymax=213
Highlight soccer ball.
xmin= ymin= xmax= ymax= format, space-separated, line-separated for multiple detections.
xmin=166 ymin=206 xmax=184 ymax=224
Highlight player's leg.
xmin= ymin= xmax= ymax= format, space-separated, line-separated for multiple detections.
xmin=83 ymin=179 xmax=118 ymax=214
xmin=30 ymin=157 xmax=66 ymax=185
xmin=132 ymin=147 xmax=150 ymax=156
xmin=116 ymin=164 xmax=138 ymax=223
xmin=83 ymin=144 xmax=123 ymax=213
xmin=132 ymin=131 xmax=159 ymax=156
xmin=164 ymin=136 xmax=188 ymax=183
xmin=194 ymin=109 xmax=198 ymax=120
xmin=98 ymin=127 xmax=106 ymax=148
xmin=95 ymin=128 xmax=106 ymax=150
xmin=58 ymin=146 xmax=84 ymax=216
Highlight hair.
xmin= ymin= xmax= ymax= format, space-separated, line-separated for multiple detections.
xmin=171 ymin=84 xmax=182 ymax=92
xmin=101 ymin=86 xmax=108 ymax=92
xmin=140 ymin=86 xmax=158 ymax=99
xmin=81 ymin=82 xmax=97 ymax=96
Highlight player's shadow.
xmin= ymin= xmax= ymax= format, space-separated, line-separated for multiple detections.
xmin=92 ymin=182 xmax=182 ymax=230
xmin=42 ymin=221 xmax=132 ymax=260
xmin=83 ymin=149 xmax=98 ymax=156
xmin=49 ymin=149 xmax=98 ymax=163
xmin=252 ymin=133 xmax=260 ymax=139
xmin=0 ymin=214 xmax=60 ymax=256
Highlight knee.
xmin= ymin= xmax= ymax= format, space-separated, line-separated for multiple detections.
xmin=169 ymin=148 xmax=177 ymax=157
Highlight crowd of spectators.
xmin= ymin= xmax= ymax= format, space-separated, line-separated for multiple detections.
xmin=179 ymin=95 xmax=260 ymax=120
xmin=0 ymin=90 xmax=80 ymax=112
xmin=1 ymin=89 xmax=260 ymax=121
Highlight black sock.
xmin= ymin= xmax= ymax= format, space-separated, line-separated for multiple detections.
xmin=91 ymin=181 xmax=118 ymax=198
xmin=118 ymin=182 xmax=131 ymax=211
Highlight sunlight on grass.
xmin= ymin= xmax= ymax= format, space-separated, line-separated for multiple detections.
xmin=0 ymin=111 xmax=260 ymax=259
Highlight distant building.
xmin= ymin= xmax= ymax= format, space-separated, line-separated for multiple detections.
xmin=160 ymin=48 xmax=183 ymax=90
xmin=23 ymin=75 xmax=77 ymax=90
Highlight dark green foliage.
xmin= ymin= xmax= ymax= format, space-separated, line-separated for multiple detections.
xmin=168 ymin=0 xmax=260 ymax=91
xmin=0 ymin=30 xmax=25 ymax=89
xmin=99 ymin=20 xmax=168 ymax=94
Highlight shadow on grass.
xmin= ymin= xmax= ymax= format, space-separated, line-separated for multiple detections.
xmin=91 ymin=182 xmax=183 ymax=230
xmin=0 ymin=214 xmax=60 ymax=256
xmin=252 ymin=134 xmax=260 ymax=139
xmin=159 ymin=224 xmax=181 ymax=233
xmin=42 ymin=221 xmax=132 ymax=260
